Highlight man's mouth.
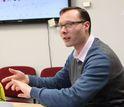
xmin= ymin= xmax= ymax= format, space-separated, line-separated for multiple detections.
xmin=63 ymin=37 xmax=71 ymax=42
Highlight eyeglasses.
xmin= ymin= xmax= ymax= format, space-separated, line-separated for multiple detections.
xmin=57 ymin=20 xmax=85 ymax=30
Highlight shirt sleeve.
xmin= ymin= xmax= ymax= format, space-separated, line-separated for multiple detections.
xmin=29 ymin=54 xmax=72 ymax=89
xmin=28 ymin=67 xmax=71 ymax=89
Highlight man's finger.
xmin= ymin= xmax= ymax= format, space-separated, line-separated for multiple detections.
xmin=18 ymin=93 xmax=25 ymax=98
xmin=5 ymin=81 xmax=13 ymax=90
xmin=15 ymin=87 xmax=20 ymax=91
xmin=1 ymin=68 xmax=17 ymax=83
xmin=2 ymin=76 xmax=13 ymax=83
xmin=11 ymin=84 xmax=17 ymax=91
xmin=9 ymin=68 xmax=18 ymax=74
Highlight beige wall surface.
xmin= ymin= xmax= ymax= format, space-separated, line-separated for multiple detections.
xmin=0 ymin=0 xmax=124 ymax=75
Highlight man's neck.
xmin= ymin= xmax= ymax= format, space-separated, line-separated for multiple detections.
xmin=75 ymin=34 xmax=90 ymax=55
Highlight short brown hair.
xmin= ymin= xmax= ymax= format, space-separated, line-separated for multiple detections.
xmin=60 ymin=7 xmax=91 ymax=34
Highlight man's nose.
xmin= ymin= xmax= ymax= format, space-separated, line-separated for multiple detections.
xmin=60 ymin=26 xmax=67 ymax=32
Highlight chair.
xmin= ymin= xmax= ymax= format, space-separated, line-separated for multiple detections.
xmin=40 ymin=67 xmax=62 ymax=77
xmin=0 ymin=66 xmax=36 ymax=103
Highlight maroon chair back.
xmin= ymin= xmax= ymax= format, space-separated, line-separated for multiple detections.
xmin=0 ymin=66 xmax=36 ymax=103
xmin=40 ymin=67 xmax=62 ymax=77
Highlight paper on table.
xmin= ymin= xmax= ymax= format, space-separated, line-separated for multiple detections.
xmin=0 ymin=102 xmax=13 ymax=107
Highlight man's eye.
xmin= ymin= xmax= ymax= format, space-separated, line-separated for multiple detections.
xmin=66 ymin=23 xmax=73 ymax=26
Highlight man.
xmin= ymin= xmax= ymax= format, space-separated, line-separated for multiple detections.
xmin=2 ymin=7 xmax=124 ymax=107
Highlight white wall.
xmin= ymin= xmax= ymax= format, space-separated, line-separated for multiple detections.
xmin=71 ymin=0 xmax=124 ymax=64
xmin=88 ymin=0 xmax=124 ymax=65
xmin=0 ymin=22 xmax=72 ymax=75
xmin=0 ymin=0 xmax=124 ymax=75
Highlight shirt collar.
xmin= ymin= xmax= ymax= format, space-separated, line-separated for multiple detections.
xmin=73 ymin=34 xmax=95 ymax=62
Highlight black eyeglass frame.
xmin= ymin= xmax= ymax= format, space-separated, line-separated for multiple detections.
xmin=57 ymin=20 xmax=86 ymax=29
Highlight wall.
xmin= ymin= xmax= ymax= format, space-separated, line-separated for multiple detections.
xmin=0 ymin=0 xmax=124 ymax=75
xmin=71 ymin=0 xmax=124 ymax=64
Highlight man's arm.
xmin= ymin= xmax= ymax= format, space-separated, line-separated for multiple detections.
xmin=29 ymin=67 xmax=71 ymax=89
xmin=29 ymin=54 xmax=73 ymax=89
xmin=30 ymin=54 xmax=110 ymax=107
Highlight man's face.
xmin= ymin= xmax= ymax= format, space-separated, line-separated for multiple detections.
xmin=58 ymin=10 xmax=89 ymax=50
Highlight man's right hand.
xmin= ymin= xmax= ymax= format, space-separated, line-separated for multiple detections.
xmin=1 ymin=68 xmax=29 ymax=91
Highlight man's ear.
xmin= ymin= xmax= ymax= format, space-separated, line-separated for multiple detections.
xmin=83 ymin=21 xmax=90 ymax=31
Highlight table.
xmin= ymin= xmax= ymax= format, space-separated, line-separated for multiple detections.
xmin=13 ymin=102 xmax=44 ymax=107
xmin=0 ymin=102 xmax=44 ymax=107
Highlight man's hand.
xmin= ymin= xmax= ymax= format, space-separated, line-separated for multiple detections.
xmin=11 ymin=79 xmax=31 ymax=98
xmin=1 ymin=68 xmax=29 ymax=91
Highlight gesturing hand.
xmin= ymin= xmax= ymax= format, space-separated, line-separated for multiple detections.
xmin=11 ymin=79 xmax=31 ymax=98
xmin=2 ymin=68 xmax=29 ymax=91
